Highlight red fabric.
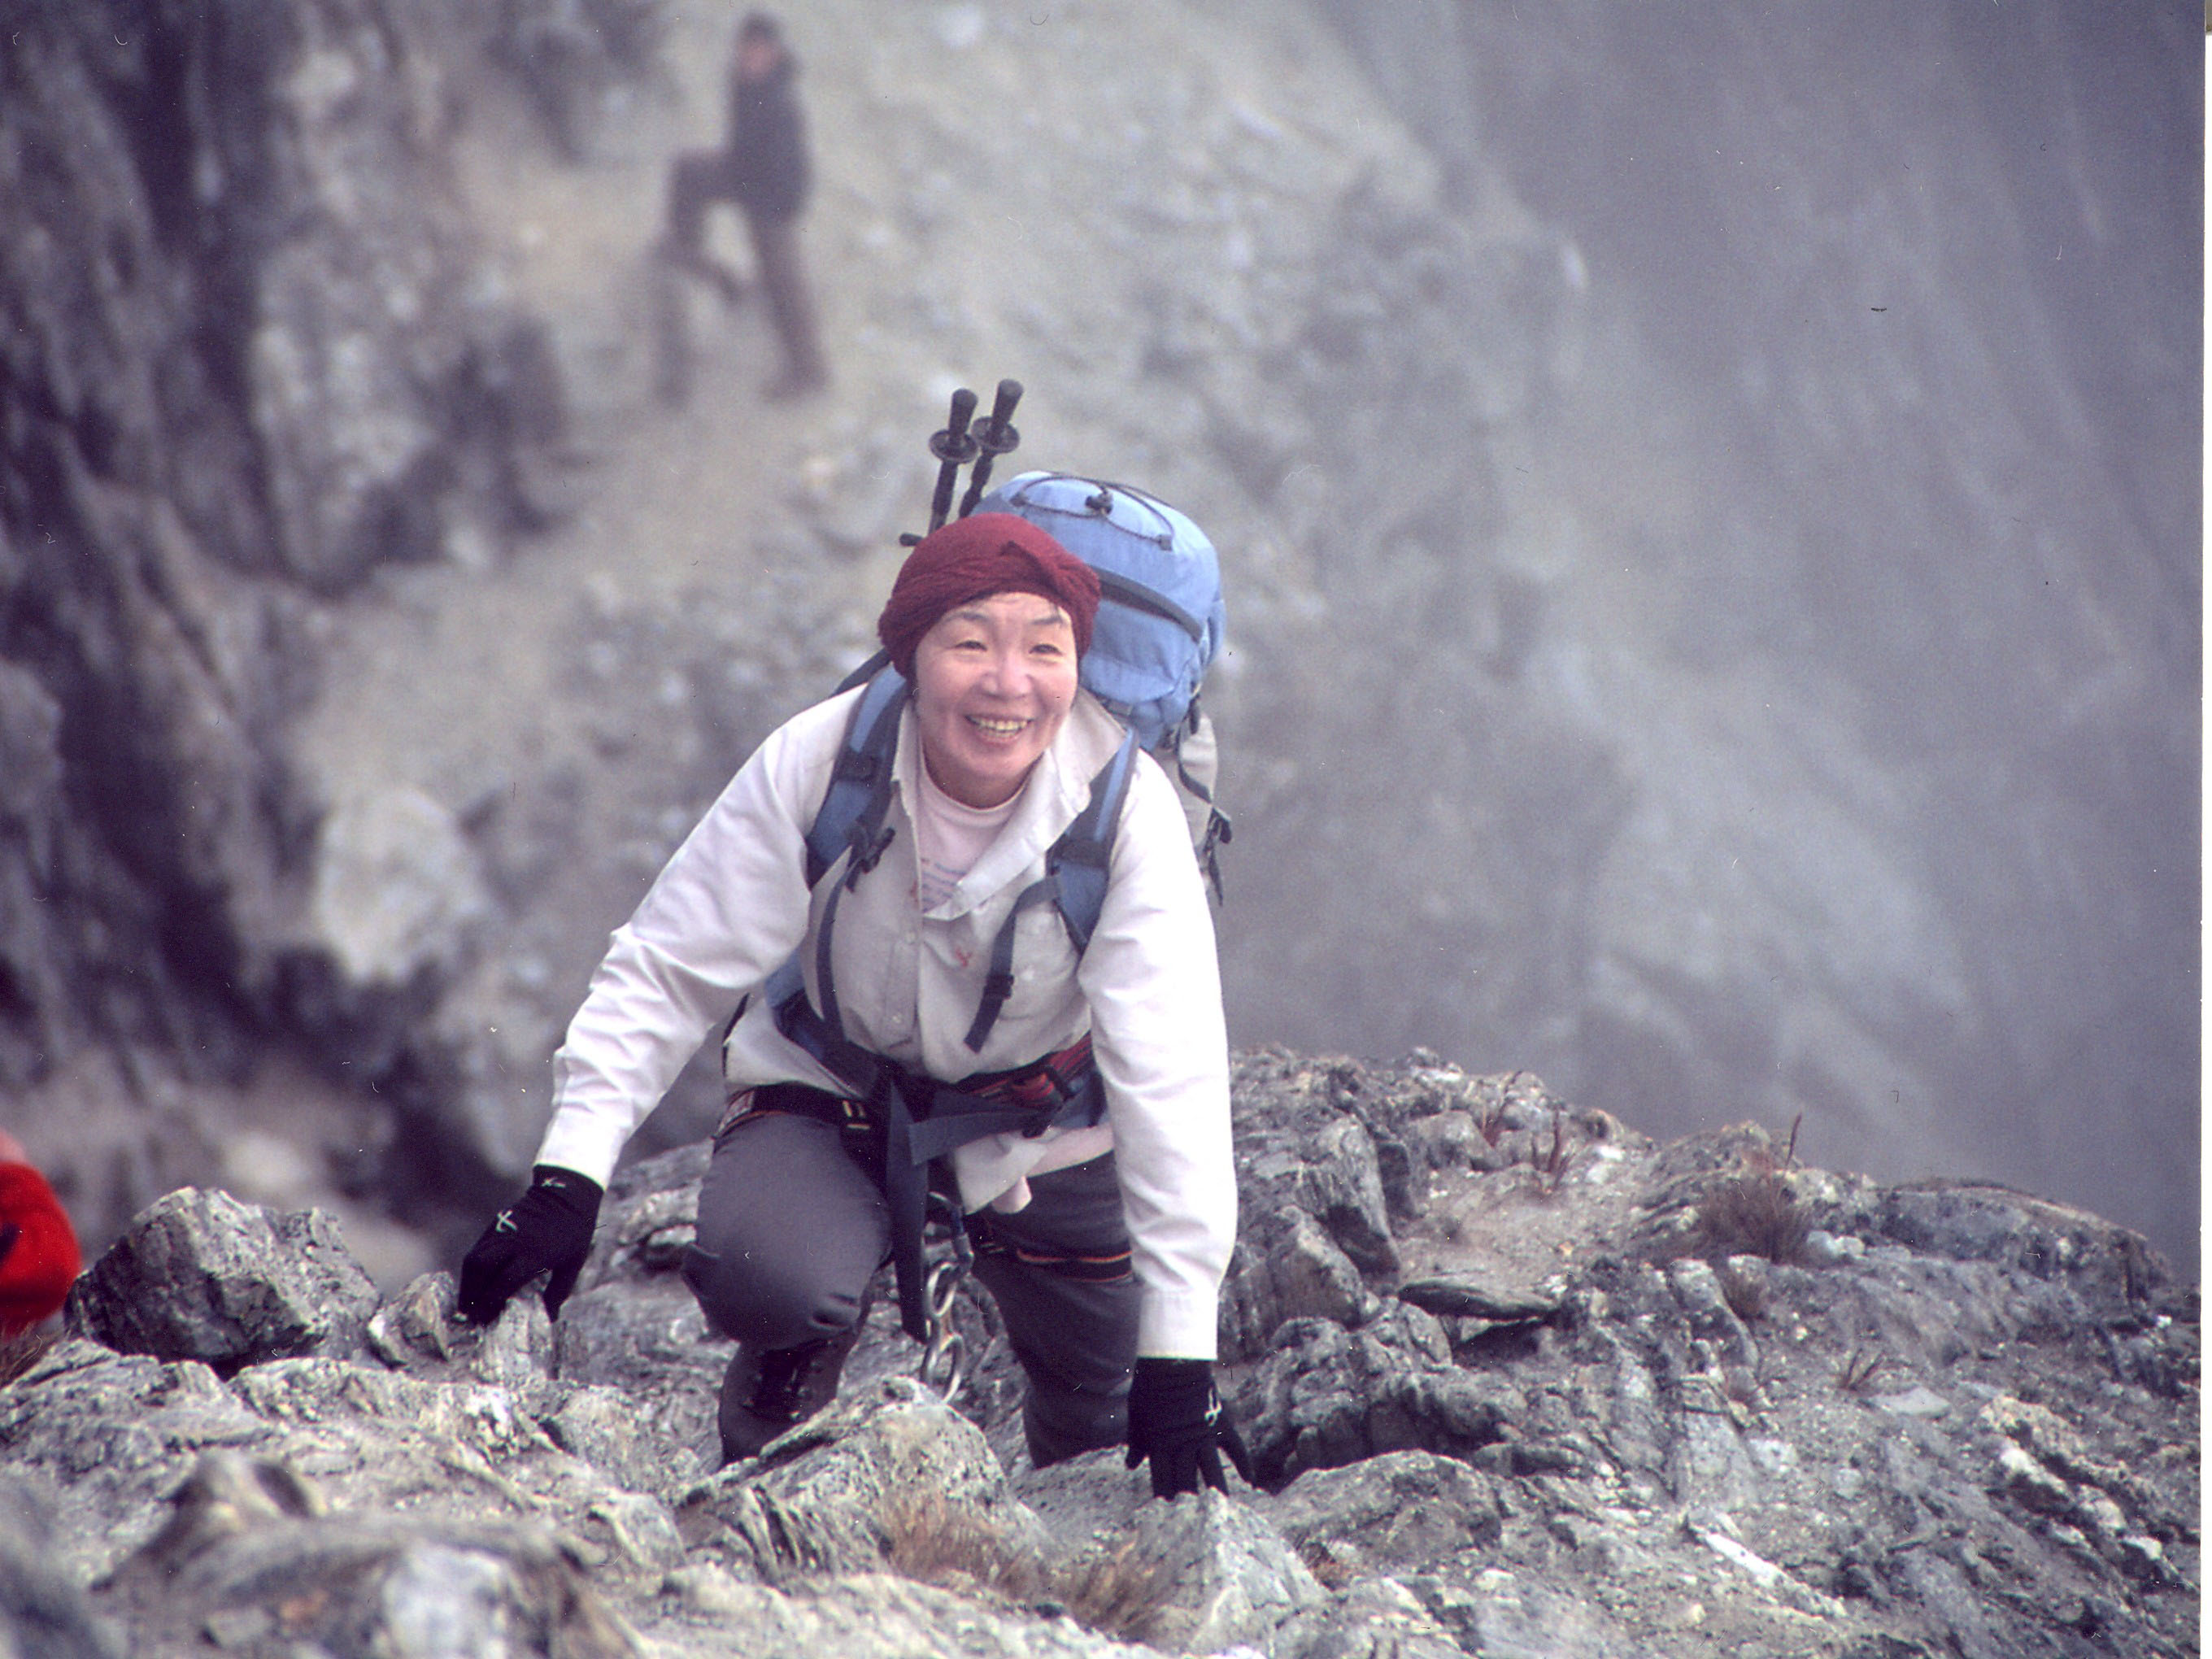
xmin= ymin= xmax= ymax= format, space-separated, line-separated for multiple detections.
xmin=0 ymin=1160 xmax=81 ymax=1335
xmin=876 ymin=512 xmax=1100 ymax=678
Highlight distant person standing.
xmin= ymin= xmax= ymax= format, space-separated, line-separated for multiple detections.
xmin=660 ymin=11 xmax=828 ymax=400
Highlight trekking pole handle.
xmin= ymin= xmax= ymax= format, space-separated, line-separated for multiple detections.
xmin=926 ymin=387 xmax=981 ymax=533
xmin=956 ymin=378 xmax=1024 ymax=520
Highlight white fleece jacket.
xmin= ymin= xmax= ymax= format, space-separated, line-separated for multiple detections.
xmin=533 ymin=684 xmax=1236 ymax=1357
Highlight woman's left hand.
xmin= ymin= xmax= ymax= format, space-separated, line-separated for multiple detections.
xmin=1124 ymin=1356 xmax=1254 ymax=1499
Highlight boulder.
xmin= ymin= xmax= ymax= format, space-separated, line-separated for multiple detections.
xmin=0 ymin=1469 xmax=123 ymax=1659
xmin=677 ymin=1375 xmax=1051 ymax=1598
xmin=1217 ymin=1204 xmax=1375 ymax=1362
xmin=101 ymin=1450 xmax=643 ymax=1659
xmin=1230 ymin=1306 xmax=1520 ymax=1490
xmin=1255 ymin=1451 xmax=1506 ymax=1583
xmin=66 ymin=1190 xmax=381 ymax=1370
xmin=1055 ymin=1489 xmax=1326 ymax=1655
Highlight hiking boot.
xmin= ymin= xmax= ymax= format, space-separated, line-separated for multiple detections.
xmin=716 ymin=1324 xmax=863 ymax=1465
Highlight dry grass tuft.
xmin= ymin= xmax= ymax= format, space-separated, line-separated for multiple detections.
xmin=0 ymin=1328 xmax=58 ymax=1389
xmin=1693 ymin=1168 xmax=1813 ymax=1266
xmin=1526 ymin=1111 xmax=1578 ymax=1197
xmin=1834 ymin=1346 xmax=1890 ymax=1396
xmin=882 ymin=1487 xmax=1045 ymax=1602
xmin=1058 ymin=1537 xmax=1178 ymax=1641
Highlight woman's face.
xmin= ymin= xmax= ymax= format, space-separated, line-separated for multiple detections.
xmin=911 ymin=590 xmax=1079 ymax=808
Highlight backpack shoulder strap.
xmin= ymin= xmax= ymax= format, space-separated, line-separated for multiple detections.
xmin=963 ymin=727 xmax=1139 ymax=1052
xmin=1048 ymin=725 xmax=1139 ymax=954
xmin=805 ymin=667 xmax=908 ymax=890
xmin=832 ymin=647 xmax=892 ymax=696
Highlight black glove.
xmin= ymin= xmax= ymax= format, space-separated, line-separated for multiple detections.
xmin=456 ymin=1165 xmax=603 ymax=1324
xmin=1124 ymin=1356 xmax=1254 ymax=1500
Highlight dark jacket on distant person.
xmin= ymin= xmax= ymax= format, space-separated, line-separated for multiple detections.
xmin=725 ymin=50 xmax=809 ymax=224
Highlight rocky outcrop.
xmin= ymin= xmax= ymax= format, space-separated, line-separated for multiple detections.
xmin=2 ymin=1052 xmax=2194 ymax=1657
xmin=0 ymin=0 xmax=599 ymax=1247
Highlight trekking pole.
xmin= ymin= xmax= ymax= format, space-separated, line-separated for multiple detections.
xmin=924 ymin=387 xmax=980 ymax=535
xmin=956 ymin=379 xmax=1024 ymax=519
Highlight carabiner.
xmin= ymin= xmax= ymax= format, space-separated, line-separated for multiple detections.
xmin=914 ymin=1191 xmax=974 ymax=1403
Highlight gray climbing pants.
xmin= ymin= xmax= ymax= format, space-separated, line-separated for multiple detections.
xmin=680 ymin=1105 xmax=1139 ymax=1466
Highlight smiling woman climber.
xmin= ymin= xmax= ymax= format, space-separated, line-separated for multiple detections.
xmin=456 ymin=510 xmax=1248 ymax=1498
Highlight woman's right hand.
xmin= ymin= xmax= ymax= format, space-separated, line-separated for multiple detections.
xmin=1124 ymin=1356 xmax=1254 ymax=1500
xmin=456 ymin=1165 xmax=603 ymax=1323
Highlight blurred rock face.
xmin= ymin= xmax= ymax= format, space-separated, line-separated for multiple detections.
xmin=1226 ymin=1 xmax=2199 ymax=1265
xmin=0 ymin=2 xmax=569 ymax=1237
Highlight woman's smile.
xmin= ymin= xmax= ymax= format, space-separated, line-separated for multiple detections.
xmin=911 ymin=591 xmax=1079 ymax=808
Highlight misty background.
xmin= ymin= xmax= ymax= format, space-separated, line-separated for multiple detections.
xmin=0 ymin=0 xmax=2198 ymax=1280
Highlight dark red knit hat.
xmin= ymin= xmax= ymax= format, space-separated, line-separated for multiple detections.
xmin=877 ymin=512 xmax=1100 ymax=678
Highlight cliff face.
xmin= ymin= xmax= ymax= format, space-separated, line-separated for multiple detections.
xmin=0 ymin=1 xmax=568 ymax=1241
xmin=1269 ymin=0 xmax=2201 ymax=1262
xmin=0 ymin=0 xmax=2197 ymax=1279
xmin=0 ymin=16 xmax=2197 ymax=1649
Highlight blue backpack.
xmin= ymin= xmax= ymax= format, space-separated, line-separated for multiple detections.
xmin=982 ymin=472 xmax=1231 ymax=892
xmin=978 ymin=472 xmax=1226 ymax=753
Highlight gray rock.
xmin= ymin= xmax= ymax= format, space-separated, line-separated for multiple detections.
xmin=307 ymin=787 xmax=494 ymax=992
xmin=1220 ymin=1204 xmax=1375 ymax=1361
xmin=651 ymin=1570 xmax=1161 ymax=1657
xmin=1055 ymin=1488 xmax=1326 ymax=1654
xmin=542 ymin=1382 xmax=709 ymax=1502
xmin=2 ymin=1056 xmax=2197 ymax=1659
xmin=1239 ymin=1113 xmax=1401 ymax=1278
xmin=1232 ymin=1306 xmax=1519 ymax=1490
xmin=1256 ymin=1451 xmax=1505 ymax=1581
xmin=364 ymin=1269 xmax=469 ymax=1373
xmin=678 ymin=1375 xmax=1052 ymax=1596
xmin=101 ymin=1450 xmax=643 ymax=1659
xmin=0 ymin=1469 xmax=124 ymax=1659
xmin=1406 ymin=1567 xmax=1654 ymax=1659
xmin=1874 ymin=1183 xmax=2172 ymax=1326
xmin=65 ymin=1189 xmax=381 ymax=1370
xmin=0 ymin=1340 xmax=273 ymax=1582
xmin=1269 ymin=1575 xmax=1470 ymax=1659
xmin=1397 ymin=1274 xmax=1566 ymax=1325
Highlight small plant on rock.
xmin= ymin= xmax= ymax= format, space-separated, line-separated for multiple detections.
xmin=1688 ymin=1115 xmax=1812 ymax=1264
xmin=1474 ymin=1071 xmax=1527 ymax=1147
xmin=1531 ymin=1112 xmax=1573 ymax=1195
xmin=0 ymin=1328 xmax=55 ymax=1389
xmin=1060 ymin=1537 xmax=1178 ymax=1642
xmin=1474 ymin=1098 xmax=1509 ymax=1148
xmin=886 ymin=1487 xmax=1044 ymax=1600
xmin=1693 ymin=1169 xmax=1812 ymax=1265
xmin=1834 ymin=1345 xmax=1890 ymax=1396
